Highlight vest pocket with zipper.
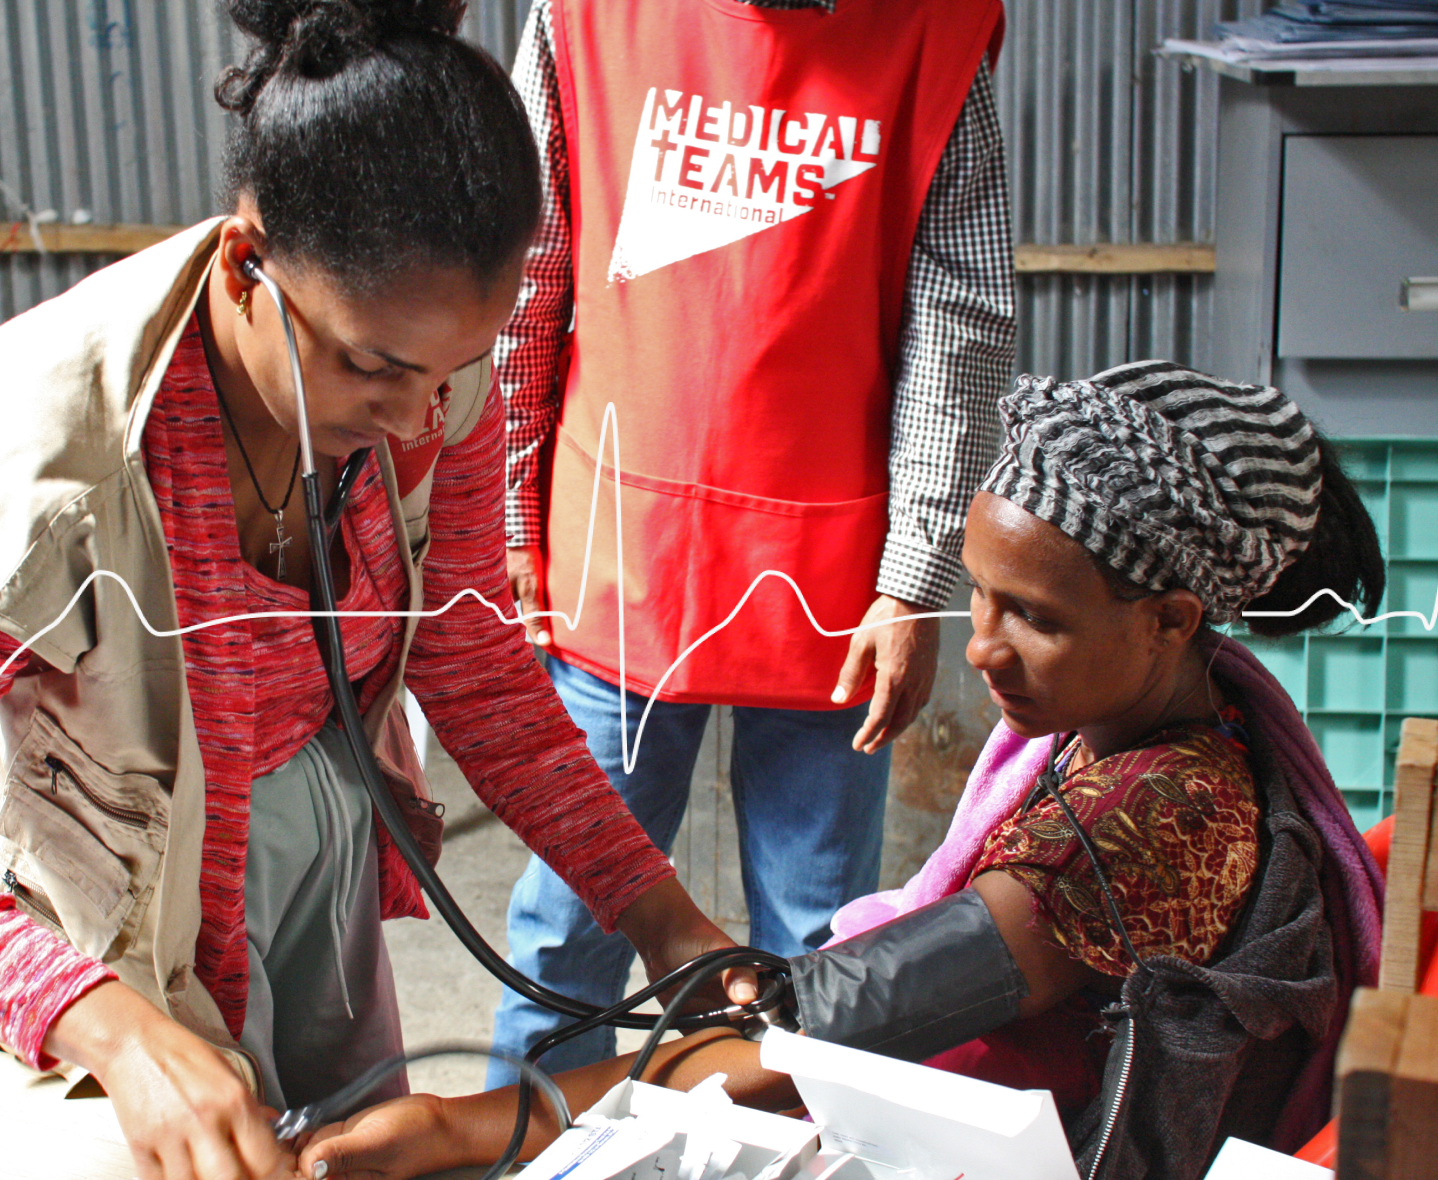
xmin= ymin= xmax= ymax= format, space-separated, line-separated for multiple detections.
xmin=0 ymin=707 xmax=166 ymax=961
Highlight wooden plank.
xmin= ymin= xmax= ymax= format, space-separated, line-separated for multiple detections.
xmin=1380 ymin=718 xmax=1438 ymax=992
xmin=0 ymin=223 xmax=184 ymax=255
xmin=1338 ymin=988 xmax=1409 ymax=1180
xmin=1416 ymin=717 xmax=1438 ymax=911
xmin=1426 ymin=791 xmax=1438 ymax=913
xmin=0 ymin=224 xmax=1218 ymax=274
xmin=1389 ymin=993 xmax=1438 ymax=1180
xmin=1014 ymin=242 xmax=1216 ymax=274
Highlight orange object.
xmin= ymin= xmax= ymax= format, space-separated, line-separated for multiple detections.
xmin=1366 ymin=814 xmax=1394 ymax=875
xmin=1294 ymin=1118 xmax=1337 ymax=1168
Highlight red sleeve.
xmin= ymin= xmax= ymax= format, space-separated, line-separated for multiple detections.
xmin=0 ymin=898 xmax=115 ymax=1068
xmin=0 ymin=635 xmax=117 ymax=1067
xmin=0 ymin=631 xmax=34 ymax=698
xmin=404 ymin=393 xmax=674 ymax=932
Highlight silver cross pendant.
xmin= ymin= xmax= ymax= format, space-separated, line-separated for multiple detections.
xmin=270 ymin=512 xmax=292 ymax=581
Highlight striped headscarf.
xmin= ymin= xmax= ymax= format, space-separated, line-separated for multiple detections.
xmin=978 ymin=360 xmax=1322 ymax=625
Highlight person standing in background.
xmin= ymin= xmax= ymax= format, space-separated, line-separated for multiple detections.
xmin=491 ymin=0 xmax=1016 ymax=1085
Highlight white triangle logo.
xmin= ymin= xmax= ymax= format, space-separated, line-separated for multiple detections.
xmin=608 ymin=88 xmax=881 ymax=284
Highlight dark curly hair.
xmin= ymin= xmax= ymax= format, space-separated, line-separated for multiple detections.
xmin=216 ymin=0 xmax=540 ymax=294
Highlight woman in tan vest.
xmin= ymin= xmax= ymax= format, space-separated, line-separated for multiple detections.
xmin=0 ymin=4 xmax=748 ymax=1179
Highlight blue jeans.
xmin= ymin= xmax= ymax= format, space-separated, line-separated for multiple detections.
xmin=486 ymin=655 xmax=889 ymax=1087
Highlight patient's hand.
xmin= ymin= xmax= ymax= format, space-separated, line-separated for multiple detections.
xmin=298 ymin=1094 xmax=465 ymax=1180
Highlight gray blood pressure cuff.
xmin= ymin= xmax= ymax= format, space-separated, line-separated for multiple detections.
xmin=788 ymin=889 xmax=1027 ymax=1063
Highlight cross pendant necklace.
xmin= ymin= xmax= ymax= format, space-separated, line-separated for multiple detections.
xmin=269 ymin=511 xmax=293 ymax=581
xmin=213 ymin=382 xmax=302 ymax=582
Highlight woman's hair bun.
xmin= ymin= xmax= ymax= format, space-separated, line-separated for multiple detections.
xmin=219 ymin=0 xmax=464 ymax=110
xmin=216 ymin=0 xmax=540 ymax=297
xmin=226 ymin=0 xmax=464 ymax=45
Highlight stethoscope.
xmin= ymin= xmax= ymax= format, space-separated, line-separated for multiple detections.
xmin=241 ymin=258 xmax=792 ymax=1163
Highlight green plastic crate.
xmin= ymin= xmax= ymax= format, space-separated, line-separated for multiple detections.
xmin=1234 ymin=438 xmax=1438 ymax=833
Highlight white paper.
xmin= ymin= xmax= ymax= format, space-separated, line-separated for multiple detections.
xmin=760 ymin=1028 xmax=1079 ymax=1180
xmin=1203 ymin=1138 xmax=1333 ymax=1180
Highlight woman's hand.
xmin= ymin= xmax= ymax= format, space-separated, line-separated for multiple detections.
xmin=615 ymin=878 xmax=760 ymax=1011
xmin=299 ymin=1094 xmax=464 ymax=1180
xmin=43 ymin=979 xmax=293 ymax=1180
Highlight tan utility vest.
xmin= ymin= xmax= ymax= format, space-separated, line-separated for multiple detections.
xmin=0 ymin=221 xmax=489 ymax=1082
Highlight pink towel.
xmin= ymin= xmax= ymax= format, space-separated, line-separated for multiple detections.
xmin=829 ymin=722 xmax=1049 ymax=942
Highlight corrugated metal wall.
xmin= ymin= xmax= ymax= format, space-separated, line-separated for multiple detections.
xmin=0 ymin=0 xmax=531 ymax=320
xmin=994 ymin=0 xmax=1267 ymax=379
xmin=1 ymin=0 xmax=1264 ymax=378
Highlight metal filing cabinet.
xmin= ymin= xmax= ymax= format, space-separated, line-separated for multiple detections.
xmin=1205 ymin=68 xmax=1438 ymax=435
xmin=1277 ymin=135 xmax=1438 ymax=361
xmin=1193 ymin=61 xmax=1438 ymax=822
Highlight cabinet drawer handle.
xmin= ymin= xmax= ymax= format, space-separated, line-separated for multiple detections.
xmin=1400 ymin=277 xmax=1438 ymax=312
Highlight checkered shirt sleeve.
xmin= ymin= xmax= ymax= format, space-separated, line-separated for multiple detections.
xmin=877 ymin=61 xmax=1015 ymax=609
xmin=498 ymin=0 xmax=1015 ymax=612
xmin=496 ymin=0 xmax=572 ymax=548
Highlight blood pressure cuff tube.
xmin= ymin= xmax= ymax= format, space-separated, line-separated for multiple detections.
xmin=787 ymin=889 xmax=1028 ymax=1063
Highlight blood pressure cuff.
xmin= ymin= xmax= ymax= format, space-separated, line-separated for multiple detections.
xmin=788 ymin=889 xmax=1027 ymax=1063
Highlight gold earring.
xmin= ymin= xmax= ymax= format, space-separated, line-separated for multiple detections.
xmin=236 ymin=288 xmax=251 ymax=317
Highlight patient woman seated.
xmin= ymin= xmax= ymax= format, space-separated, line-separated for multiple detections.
xmin=299 ymin=363 xmax=1385 ymax=1180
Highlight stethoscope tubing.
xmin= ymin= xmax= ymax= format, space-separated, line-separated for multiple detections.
xmin=242 ymin=257 xmax=790 ymax=1032
xmin=243 ymin=259 xmax=317 ymax=475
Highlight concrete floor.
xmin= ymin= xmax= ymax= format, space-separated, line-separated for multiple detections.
xmin=389 ymin=615 xmax=997 ymax=1101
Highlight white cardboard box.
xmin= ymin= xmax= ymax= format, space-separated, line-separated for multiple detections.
xmin=519 ymin=1073 xmax=819 ymax=1180
xmin=521 ymin=1030 xmax=1080 ymax=1180
xmin=761 ymin=1029 xmax=1079 ymax=1180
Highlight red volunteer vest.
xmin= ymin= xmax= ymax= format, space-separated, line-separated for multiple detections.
xmin=546 ymin=0 xmax=1003 ymax=708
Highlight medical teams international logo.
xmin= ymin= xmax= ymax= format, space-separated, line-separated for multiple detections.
xmin=607 ymin=88 xmax=882 ymax=283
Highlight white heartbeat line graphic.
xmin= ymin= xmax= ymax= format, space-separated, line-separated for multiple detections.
xmin=1 ymin=401 xmax=1434 ymax=773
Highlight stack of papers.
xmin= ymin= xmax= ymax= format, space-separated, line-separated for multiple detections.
xmin=1219 ymin=2 xmax=1438 ymax=52
xmin=1164 ymin=2 xmax=1438 ymax=67
xmin=1160 ymin=36 xmax=1438 ymax=68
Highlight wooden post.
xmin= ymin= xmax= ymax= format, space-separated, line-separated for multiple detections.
xmin=1338 ymin=718 xmax=1438 ymax=1177
xmin=1337 ymin=988 xmax=1409 ymax=1180
xmin=1389 ymin=994 xmax=1438 ymax=1179
xmin=1379 ymin=718 xmax=1438 ymax=993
